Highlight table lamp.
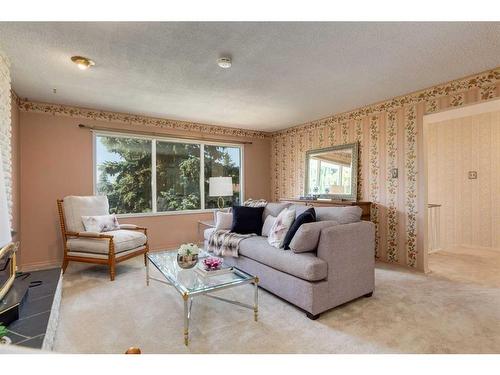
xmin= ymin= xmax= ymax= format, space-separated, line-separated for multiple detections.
xmin=209 ymin=177 xmax=233 ymax=209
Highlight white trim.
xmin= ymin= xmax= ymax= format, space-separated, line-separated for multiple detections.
xmin=151 ymin=140 xmax=157 ymax=213
xmin=240 ymin=145 xmax=245 ymax=204
xmin=116 ymin=208 xmax=220 ymax=218
xmin=423 ymin=96 xmax=500 ymax=124
xmin=92 ymin=130 xmax=243 ymax=215
xmin=200 ymin=143 xmax=205 ymax=209
xmin=92 ymin=131 xmax=97 ymax=194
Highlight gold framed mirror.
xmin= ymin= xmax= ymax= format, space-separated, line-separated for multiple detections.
xmin=304 ymin=142 xmax=359 ymax=201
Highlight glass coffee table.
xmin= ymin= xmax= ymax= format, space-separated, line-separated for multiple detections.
xmin=146 ymin=250 xmax=259 ymax=346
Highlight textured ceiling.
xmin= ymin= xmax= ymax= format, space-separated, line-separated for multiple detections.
xmin=1 ymin=22 xmax=500 ymax=131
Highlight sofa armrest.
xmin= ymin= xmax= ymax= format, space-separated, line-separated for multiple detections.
xmin=316 ymin=221 xmax=375 ymax=301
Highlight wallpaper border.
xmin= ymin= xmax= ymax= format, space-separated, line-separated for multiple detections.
xmin=12 ymin=92 xmax=271 ymax=140
xmin=272 ymin=67 xmax=500 ymax=137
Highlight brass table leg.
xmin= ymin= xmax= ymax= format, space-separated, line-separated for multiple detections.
xmin=183 ymin=293 xmax=190 ymax=346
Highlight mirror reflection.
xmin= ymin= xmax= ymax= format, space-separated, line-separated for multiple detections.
xmin=305 ymin=143 xmax=358 ymax=200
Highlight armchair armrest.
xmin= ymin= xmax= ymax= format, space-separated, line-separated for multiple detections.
xmin=119 ymin=224 xmax=138 ymax=229
xmin=66 ymin=231 xmax=114 ymax=239
xmin=119 ymin=224 xmax=147 ymax=233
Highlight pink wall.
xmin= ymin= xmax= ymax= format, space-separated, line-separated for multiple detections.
xmin=18 ymin=110 xmax=271 ymax=269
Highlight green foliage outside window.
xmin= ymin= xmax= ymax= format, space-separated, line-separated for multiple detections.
xmin=97 ymin=137 xmax=152 ymax=214
xmin=96 ymin=135 xmax=241 ymax=214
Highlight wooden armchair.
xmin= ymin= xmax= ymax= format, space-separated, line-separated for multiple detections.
xmin=57 ymin=196 xmax=149 ymax=281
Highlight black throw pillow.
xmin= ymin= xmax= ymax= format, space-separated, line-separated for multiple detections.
xmin=282 ymin=208 xmax=316 ymax=250
xmin=231 ymin=206 xmax=265 ymax=235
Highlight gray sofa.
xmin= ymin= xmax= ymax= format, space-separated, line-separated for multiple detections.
xmin=204 ymin=202 xmax=375 ymax=319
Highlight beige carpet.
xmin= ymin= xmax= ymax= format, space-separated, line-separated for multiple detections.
xmin=54 ymin=248 xmax=500 ymax=353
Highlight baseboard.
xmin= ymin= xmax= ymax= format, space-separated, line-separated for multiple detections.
xmin=18 ymin=260 xmax=61 ymax=272
xmin=434 ymin=244 xmax=500 ymax=253
xmin=459 ymin=244 xmax=500 ymax=253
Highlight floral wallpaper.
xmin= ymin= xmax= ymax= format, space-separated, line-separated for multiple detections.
xmin=386 ymin=110 xmax=398 ymax=263
xmin=270 ymin=67 xmax=500 ymax=270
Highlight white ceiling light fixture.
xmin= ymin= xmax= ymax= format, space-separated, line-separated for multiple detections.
xmin=217 ymin=57 xmax=232 ymax=69
xmin=71 ymin=55 xmax=95 ymax=70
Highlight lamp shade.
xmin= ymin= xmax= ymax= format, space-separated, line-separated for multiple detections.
xmin=209 ymin=177 xmax=233 ymax=197
xmin=0 ymin=151 xmax=11 ymax=248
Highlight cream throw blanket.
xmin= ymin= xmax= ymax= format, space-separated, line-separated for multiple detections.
xmin=207 ymin=230 xmax=255 ymax=258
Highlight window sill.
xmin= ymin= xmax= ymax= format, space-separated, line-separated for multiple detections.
xmin=116 ymin=208 xmax=223 ymax=219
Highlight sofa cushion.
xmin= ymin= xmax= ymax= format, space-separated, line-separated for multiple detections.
xmin=314 ymin=206 xmax=362 ymax=223
xmin=231 ymin=206 xmax=265 ymax=235
xmin=262 ymin=215 xmax=276 ymax=237
xmin=289 ymin=205 xmax=362 ymax=223
xmin=290 ymin=204 xmax=310 ymax=218
xmin=263 ymin=202 xmax=291 ymax=220
xmin=63 ymin=195 xmax=110 ymax=233
xmin=67 ymin=229 xmax=147 ymax=255
xmin=290 ymin=220 xmax=339 ymax=253
xmin=238 ymin=236 xmax=327 ymax=281
xmin=283 ymin=208 xmax=316 ymax=250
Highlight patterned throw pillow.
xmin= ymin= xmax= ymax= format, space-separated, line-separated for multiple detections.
xmin=81 ymin=214 xmax=120 ymax=233
xmin=267 ymin=207 xmax=296 ymax=248
xmin=243 ymin=198 xmax=268 ymax=208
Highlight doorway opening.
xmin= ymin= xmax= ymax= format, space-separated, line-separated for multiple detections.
xmin=423 ymin=98 xmax=500 ymax=287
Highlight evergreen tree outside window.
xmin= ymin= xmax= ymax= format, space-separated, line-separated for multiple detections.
xmin=95 ymin=133 xmax=242 ymax=214
xmin=96 ymin=135 xmax=152 ymax=214
xmin=156 ymin=141 xmax=201 ymax=211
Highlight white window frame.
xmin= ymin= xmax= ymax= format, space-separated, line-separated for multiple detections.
xmin=92 ymin=130 xmax=244 ymax=218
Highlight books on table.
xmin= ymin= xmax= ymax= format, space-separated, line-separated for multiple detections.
xmin=195 ymin=263 xmax=234 ymax=277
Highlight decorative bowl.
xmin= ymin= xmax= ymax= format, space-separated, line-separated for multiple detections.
xmin=177 ymin=254 xmax=199 ymax=269
xmin=202 ymin=257 xmax=223 ymax=271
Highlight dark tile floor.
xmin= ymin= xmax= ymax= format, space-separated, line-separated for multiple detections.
xmin=6 ymin=268 xmax=61 ymax=349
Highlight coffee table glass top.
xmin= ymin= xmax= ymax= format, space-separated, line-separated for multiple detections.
xmin=147 ymin=250 xmax=255 ymax=296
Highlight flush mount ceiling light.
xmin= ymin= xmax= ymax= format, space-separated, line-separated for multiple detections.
xmin=71 ymin=56 xmax=95 ymax=70
xmin=217 ymin=57 xmax=232 ymax=69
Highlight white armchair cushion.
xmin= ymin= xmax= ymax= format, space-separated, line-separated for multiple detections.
xmin=67 ymin=229 xmax=146 ymax=255
xmin=81 ymin=214 xmax=120 ymax=232
xmin=63 ymin=196 xmax=110 ymax=233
